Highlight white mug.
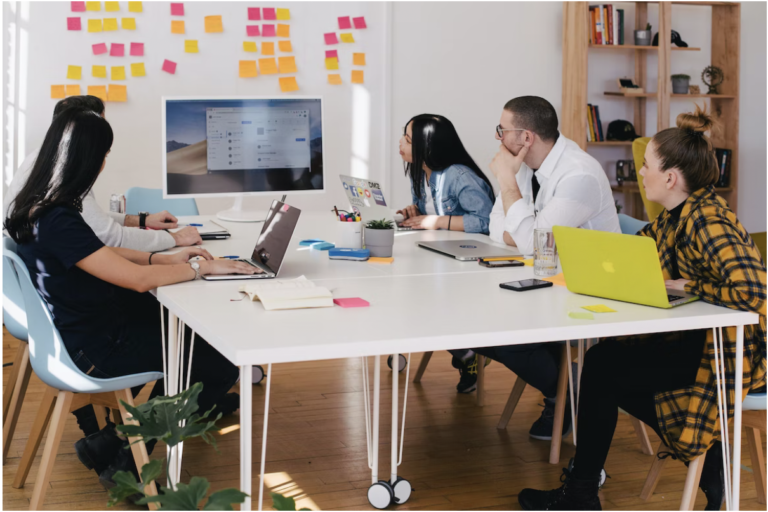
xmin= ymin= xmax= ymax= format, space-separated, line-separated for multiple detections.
xmin=337 ymin=221 xmax=363 ymax=249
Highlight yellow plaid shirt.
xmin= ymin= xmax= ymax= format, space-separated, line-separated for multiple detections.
xmin=638 ymin=185 xmax=766 ymax=462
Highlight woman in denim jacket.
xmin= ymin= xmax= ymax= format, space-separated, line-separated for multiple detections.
xmin=397 ymin=114 xmax=495 ymax=234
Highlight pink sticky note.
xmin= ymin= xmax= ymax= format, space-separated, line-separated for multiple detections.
xmin=333 ymin=298 xmax=370 ymax=308
xmin=71 ymin=1 xmax=86 ymax=12
xmin=92 ymin=42 xmax=108 ymax=55
xmin=67 ymin=17 xmax=82 ymax=31
xmin=246 ymin=25 xmax=260 ymax=36
xmin=162 ymin=59 xmax=177 ymax=74
xmin=130 ymin=42 xmax=144 ymax=56
xmin=262 ymin=24 xmax=275 ymax=37
xmin=325 ymin=49 xmax=338 ymax=59
xmin=110 ymin=43 xmax=125 ymax=57
xmin=263 ymin=7 xmax=276 ymax=20
xmin=248 ymin=7 xmax=260 ymax=20
xmin=353 ymin=16 xmax=367 ymax=29
xmin=170 ymin=3 xmax=184 ymax=15
xmin=324 ymin=32 xmax=339 ymax=45
xmin=338 ymin=16 xmax=351 ymax=29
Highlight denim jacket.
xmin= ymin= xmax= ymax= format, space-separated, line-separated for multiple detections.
xmin=411 ymin=164 xmax=494 ymax=234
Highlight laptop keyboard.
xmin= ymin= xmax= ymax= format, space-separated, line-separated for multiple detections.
xmin=667 ymin=294 xmax=684 ymax=302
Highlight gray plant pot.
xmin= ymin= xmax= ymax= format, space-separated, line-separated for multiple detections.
xmin=634 ymin=30 xmax=652 ymax=46
xmin=672 ymin=77 xmax=690 ymax=94
xmin=364 ymin=228 xmax=394 ymax=258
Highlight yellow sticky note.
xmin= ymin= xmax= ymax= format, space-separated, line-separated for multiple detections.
xmin=340 ymin=33 xmax=355 ymax=43
xmin=122 ymin=17 xmax=136 ymax=30
xmin=353 ymin=53 xmax=366 ymax=66
xmin=51 ymin=85 xmax=66 ymax=99
xmin=276 ymin=8 xmax=290 ymax=20
xmin=522 ymin=258 xmax=534 ymax=267
xmin=87 ymin=85 xmax=107 ymax=101
xmin=67 ymin=65 xmax=82 ymax=80
xmin=92 ymin=65 xmax=107 ymax=78
xmin=369 ymin=257 xmax=394 ymax=264
xmin=328 ymin=74 xmax=342 ymax=85
xmin=171 ymin=20 xmax=185 ymax=34
xmin=86 ymin=1 xmax=101 ymax=11
xmin=276 ymin=24 xmax=290 ymax=38
xmin=258 ymin=58 xmax=278 ymax=75
xmin=104 ymin=1 xmax=119 ymax=11
xmin=325 ymin=57 xmax=338 ymax=70
xmin=205 ymin=15 xmax=223 ymax=33
xmin=351 ymin=69 xmax=364 ymax=84
xmin=130 ymin=62 xmax=146 ymax=77
xmin=278 ymin=40 xmax=292 ymax=53
xmin=111 ymin=66 xmax=126 ymax=80
xmin=128 ymin=1 xmax=142 ymax=13
xmin=278 ymin=56 xmax=297 ymax=74
xmin=569 ymin=311 xmax=594 ymax=320
xmin=65 ymin=84 xmax=81 ymax=96
xmin=262 ymin=42 xmax=275 ymax=55
xmin=88 ymin=19 xmax=103 ymax=32
xmin=542 ymin=272 xmax=567 ymax=287
xmin=184 ymin=40 xmax=199 ymax=53
xmin=239 ymin=60 xmax=257 ymax=78
xmin=107 ymin=84 xmax=127 ymax=102
xmin=582 ymin=305 xmax=617 ymax=313
xmin=243 ymin=41 xmax=257 ymax=53
xmin=279 ymin=76 xmax=299 ymax=92
xmin=103 ymin=18 xmax=118 ymax=31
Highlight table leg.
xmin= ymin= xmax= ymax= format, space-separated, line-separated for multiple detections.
xmin=372 ymin=355 xmax=381 ymax=484
xmin=732 ymin=325 xmax=744 ymax=511
xmin=240 ymin=365 xmax=253 ymax=511
xmin=390 ymin=353 xmax=398 ymax=484
xmin=258 ymin=364 xmax=272 ymax=512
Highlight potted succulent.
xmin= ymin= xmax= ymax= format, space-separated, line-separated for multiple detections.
xmin=364 ymin=219 xmax=395 ymax=257
xmin=672 ymin=74 xmax=691 ymax=94
xmin=634 ymin=22 xmax=652 ymax=46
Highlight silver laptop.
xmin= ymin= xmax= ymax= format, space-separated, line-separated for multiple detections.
xmin=418 ymin=240 xmax=522 ymax=261
xmin=338 ymin=174 xmax=412 ymax=231
xmin=202 ymin=200 xmax=301 ymax=281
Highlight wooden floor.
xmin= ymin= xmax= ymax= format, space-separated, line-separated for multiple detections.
xmin=3 ymin=331 xmax=766 ymax=511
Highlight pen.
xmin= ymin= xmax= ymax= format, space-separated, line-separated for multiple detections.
xmin=218 ymin=255 xmax=240 ymax=259
xmin=181 ymin=223 xmax=204 ymax=227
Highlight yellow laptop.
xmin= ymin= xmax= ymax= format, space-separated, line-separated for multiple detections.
xmin=553 ymin=226 xmax=699 ymax=309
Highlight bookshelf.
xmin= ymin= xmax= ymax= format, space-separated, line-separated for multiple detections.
xmin=561 ymin=2 xmax=741 ymax=218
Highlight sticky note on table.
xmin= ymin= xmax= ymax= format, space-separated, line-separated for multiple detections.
xmin=325 ymin=49 xmax=338 ymax=59
xmin=333 ymin=298 xmax=369 ymax=308
xmin=130 ymin=42 xmax=144 ymax=56
xmin=279 ymin=76 xmax=299 ymax=92
xmin=522 ymin=258 xmax=533 ymax=266
xmin=67 ymin=17 xmax=82 ymax=30
xmin=87 ymin=85 xmax=107 ymax=101
xmin=171 ymin=20 xmax=185 ymax=34
xmin=105 ymin=1 xmax=119 ymax=11
xmin=51 ymin=85 xmax=66 ymax=99
xmin=71 ymin=2 xmax=86 ymax=12
xmin=92 ymin=65 xmax=107 ymax=78
xmin=369 ymin=257 xmax=393 ymax=264
xmin=262 ymin=24 xmax=276 ymax=37
xmin=340 ymin=33 xmax=355 ymax=43
xmin=276 ymin=8 xmax=290 ymax=20
xmin=66 ymin=84 xmax=81 ymax=96
xmin=261 ymin=42 xmax=274 ymax=55
xmin=582 ymin=305 xmax=617 ymax=313
xmin=351 ymin=69 xmax=364 ymax=84
xmin=170 ymin=2 xmax=184 ymax=16
xmin=247 ymin=7 xmax=260 ymax=20
xmin=328 ymin=74 xmax=342 ymax=85
xmin=278 ymin=56 xmax=296 ymax=74
xmin=162 ymin=59 xmax=177 ymax=74
xmin=205 ymin=15 xmax=223 ymax=33
xmin=542 ymin=272 xmax=567 ymax=287
xmin=104 ymin=18 xmax=118 ymax=31
xmin=324 ymin=32 xmax=338 ymax=45
xmin=243 ymin=41 xmax=257 ymax=52
xmin=130 ymin=62 xmax=146 ymax=77
xmin=325 ymin=57 xmax=338 ymax=70
xmin=239 ymin=60 xmax=257 ymax=77
xmin=278 ymin=40 xmax=292 ymax=52
xmin=263 ymin=7 xmax=276 ymax=20
xmin=111 ymin=66 xmax=126 ymax=80
xmin=86 ymin=1 xmax=100 ymax=11
xmin=110 ymin=43 xmax=125 ymax=56
xmin=276 ymin=24 xmax=289 ymax=37
xmin=122 ymin=17 xmax=136 ymax=30
xmin=184 ymin=40 xmax=199 ymax=53
xmin=353 ymin=16 xmax=367 ymax=29
xmin=338 ymin=16 xmax=351 ymax=29
xmin=258 ymin=57 xmax=277 ymax=74
xmin=67 ymin=65 xmax=82 ymax=80
xmin=128 ymin=1 xmax=142 ymax=13
xmin=246 ymin=25 xmax=260 ymax=36
xmin=353 ymin=53 xmax=366 ymax=66
xmin=107 ymin=84 xmax=127 ymax=102
xmin=88 ymin=19 xmax=102 ymax=32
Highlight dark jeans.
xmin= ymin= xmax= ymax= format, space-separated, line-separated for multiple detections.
xmin=70 ymin=293 xmax=239 ymax=437
xmin=473 ymin=342 xmax=563 ymax=398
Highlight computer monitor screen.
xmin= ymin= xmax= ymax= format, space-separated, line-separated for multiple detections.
xmin=163 ymin=97 xmax=324 ymax=197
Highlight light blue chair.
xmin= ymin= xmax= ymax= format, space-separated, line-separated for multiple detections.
xmin=618 ymin=213 xmax=649 ymax=235
xmin=125 ymin=186 xmax=199 ymax=216
xmin=3 ymin=248 xmax=162 ymax=509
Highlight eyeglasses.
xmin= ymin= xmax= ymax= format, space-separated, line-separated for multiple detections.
xmin=496 ymin=125 xmax=525 ymax=138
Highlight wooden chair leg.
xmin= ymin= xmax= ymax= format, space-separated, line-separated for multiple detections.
xmin=29 ymin=390 xmax=74 ymax=510
xmin=679 ymin=453 xmax=705 ymax=511
xmin=746 ymin=426 xmax=767 ymax=505
xmin=13 ymin=386 xmax=57 ymax=489
xmin=94 ymin=406 xmax=109 ymax=430
xmin=640 ymin=441 xmax=671 ymax=500
xmin=630 ymin=415 xmax=655 ymax=455
xmin=412 ymin=351 xmax=433 ymax=383
xmin=115 ymin=389 xmax=159 ymax=506
xmin=3 ymin=344 xmax=32 ymax=465
xmin=476 ymin=355 xmax=486 ymax=406
xmin=497 ymin=377 xmax=527 ymax=430
xmin=111 ymin=408 xmax=123 ymax=426
xmin=549 ymin=344 xmax=570 ymax=465
xmin=3 ymin=341 xmax=27 ymax=420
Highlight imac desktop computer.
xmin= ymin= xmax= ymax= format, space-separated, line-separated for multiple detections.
xmin=162 ymin=96 xmax=324 ymax=221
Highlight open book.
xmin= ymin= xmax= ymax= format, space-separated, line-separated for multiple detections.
xmin=238 ymin=276 xmax=333 ymax=311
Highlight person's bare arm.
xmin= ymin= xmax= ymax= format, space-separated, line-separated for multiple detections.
xmin=503 ymin=232 xmax=517 ymax=246
xmin=108 ymin=246 xmax=213 ymax=265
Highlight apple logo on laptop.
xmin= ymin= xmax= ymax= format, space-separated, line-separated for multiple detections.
xmin=602 ymin=261 xmax=616 ymax=273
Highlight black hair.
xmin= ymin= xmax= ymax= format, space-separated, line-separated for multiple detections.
xmin=503 ymin=96 xmax=559 ymax=142
xmin=5 ymin=108 xmax=113 ymax=243
xmin=404 ymin=114 xmax=494 ymax=201
xmin=52 ymin=95 xmax=105 ymax=119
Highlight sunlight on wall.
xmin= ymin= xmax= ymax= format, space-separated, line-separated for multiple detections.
xmin=3 ymin=2 xmax=29 ymax=190
xmin=350 ymin=85 xmax=370 ymax=179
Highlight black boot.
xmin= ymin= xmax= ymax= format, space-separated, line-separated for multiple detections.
xmin=699 ymin=441 xmax=725 ymax=511
xmin=518 ymin=471 xmax=602 ymax=511
xmin=99 ymin=442 xmax=144 ymax=503
xmin=74 ymin=422 xmax=124 ymax=475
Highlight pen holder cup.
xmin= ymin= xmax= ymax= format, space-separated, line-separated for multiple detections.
xmin=337 ymin=221 xmax=363 ymax=249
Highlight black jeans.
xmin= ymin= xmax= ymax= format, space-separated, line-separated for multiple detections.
xmin=473 ymin=342 xmax=563 ymax=398
xmin=70 ymin=293 xmax=240 ymax=437
xmin=571 ymin=330 xmax=706 ymax=479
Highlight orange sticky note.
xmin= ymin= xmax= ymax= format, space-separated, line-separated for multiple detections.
xmin=67 ymin=65 xmax=82 ymax=80
xmin=184 ymin=40 xmax=199 ymax=53
xmin=103 ymin=18 xmax=118 ymax=31
xmin=171 ymin=20 xmax=185 ymax=34
xmin=353 ymin=53 xmax=366 ymax=66
xmin=127 ymin=1 xmax=142 ymax=13
xmin=325 ymin=57 xmax=338 ymax=70
xmin=278 ymin=40 xmax=292 ymax=52
xmin=86 ymin=1 xmax=101 ymax=11
xmin=92 ymin=65 xmax=107 ymax=78
xmin=340 ymin=33 xmax=355 ymax=43
xmin=243 ymin=41 xmax=257 ymax=53
xmin=104 ymin=1 xmax=119 ymax=11
xmin=111 ymin=66 xmax=126 ymax=80
xmin=276 ymin=24 xmax=290 ymax=37
xmin=205 ymin=15 xmax=223 ymax=33
xmin=87 ymin=85 xmax=107 ymax=101
xmin=51 ymin=85 xmax=66 ymax=99
xmin=279 ymin=76 xmax=299 ymax=92
xmin=278 ymin=56 xmax=297 ymax=74
xmin=276 ymin=8 xmax=290 ymax=20
xmin=65 ymin=84 xmax=81 ymax=96
xmin=108 ymin=84 xmax=127 ymax=102
xmin=261 ymin=42 xmax=274 ymax=55
xmin=88 ymin=19 xmax=102 ymax=32
xmin=351 ymin=70 xmax=364 ymax=84
xmin=239 ymin=60 xmax=257 ymax=78
xmin=130 ymin=62 xmax=146 ymax=77
xmin=258 ymin=58 xmax=278 ymax=75
xmin=542 ymin=273 xmax=567 ymax=287
xmin=121 ymin=17 xmax=136 ymax=30
xmin=328 ymin=74 xmax=342 ymax=85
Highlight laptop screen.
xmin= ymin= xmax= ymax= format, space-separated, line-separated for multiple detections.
xmin=250 ymin=200 xmax=301 ymax=274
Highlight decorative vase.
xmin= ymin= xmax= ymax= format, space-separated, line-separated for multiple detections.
xmin=364 ymin=227 xmax=394 ymax=257
xmin=672 ymin=77 xmax=690 ymax=94
xmin=634 ymin=30 xmax=652 ymax=46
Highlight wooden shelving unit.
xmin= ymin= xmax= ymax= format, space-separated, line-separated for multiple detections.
xmin=561 ymin=2 xmax=741 ymax=218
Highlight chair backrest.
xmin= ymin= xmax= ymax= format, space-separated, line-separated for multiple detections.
xmin=3 ymin=236 xmax=28 ymax=341
xmin=632 ymin=137 xmax=665 ymax=222
xmin=618 ymin=213 xmax=649 ymax=235
xmin=125 ymin=187 xmax=199 ymax=216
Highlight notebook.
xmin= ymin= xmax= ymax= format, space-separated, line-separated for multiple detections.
xmin=238 ymin=276 xmax=333 ymax=311
xmin=169 ymin=221 xmax=231 ymax=240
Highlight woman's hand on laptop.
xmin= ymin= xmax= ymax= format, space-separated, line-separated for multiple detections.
xmin=665 ymin=278 xmax=689 ymax=291
xmin=397 ymin=205 xmax=419 ymax=220
xmin=401 ymin=215 xmax=441 ymax=230
xmin=161 ymin=247 xmax=213 ymax=265
xmin=200 ymin=260 xmax=263 ymax=276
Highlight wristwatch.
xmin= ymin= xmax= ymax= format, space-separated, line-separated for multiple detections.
xmin=139 ymin=211 xmax=149 ymax=229
xmin=189 ymin=261 xmax=201 ymax=280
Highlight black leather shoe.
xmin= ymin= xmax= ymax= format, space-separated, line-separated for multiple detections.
xmin=700 ymin=441 xmax=725 ymax=511
xmin=74 ymin=422 xmax=124 ymax=475
xmin=519 ymin=471 xmax=602 ymax=511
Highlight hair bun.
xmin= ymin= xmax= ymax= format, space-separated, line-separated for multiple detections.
xmin=676 ymin=103 xmax=714 ymax=134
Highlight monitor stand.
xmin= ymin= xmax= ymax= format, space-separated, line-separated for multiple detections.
xmin=216 ymin=197 xmax=266 ymax=223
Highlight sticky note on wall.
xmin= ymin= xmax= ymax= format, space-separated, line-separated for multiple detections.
xmin=246 ymin=25 xmax=260 ymax=36
xmin=184 ymin=40 xmax=199 ymax=53
xmin=67 ymin=17 xmax=81 ymax=30
xmin=338 ymin=16 xmax=351 ymax=29
xmin=92 ymin=42 xmax=108 ymax=54
xmin=130 ymin=42 xmax=144 ymax=56
xmin=87 ymin=85 xmax=107 ymax=101
xmin=88 ymin=19 xmax=102 ymax=32
xmin=325 ymin=57 xmax=338 ymax=70
xmin=86 ymin=1 xmax=100 ymax=11
xmin=276 ymin=24 xmax=289 ymax=37
xmin=239 ymin=60 xmax=257 ymax=77
xmin=122 ymin=18 xmax=136 ymax=30
xmin=51 ymin=85 xmax=66 ymax=99
xmin=243 ymin=41 xmax=257 ymax=52
xmin=171 ymin=20 xmax=185 ymax=34
xmin=327 ymin=74 xmax=342 ymax=85
xmin=130 ymin=62 xmax=146 ymax=76
xmin=279 ymin=76 xmax=299 ymax=92
xmin=66 ymin=84 xmax=81 ymax=96
xmin=111 ymin=66 xmax=126 ymax=80
xmin=248 ymin=7 xmax=260 ymax=20
xmin=110 ymin=43 xmax=125 ymax=56
xmin=263 ymin=7 xmax=276 ymax=20
xmin=278 ymin=56 xmax=297 ymax=74
xmin=278 ymin=40 xmax=292 ymax=52
xmin=105 ymin=1 xmax=119 ymax=11
xmin=104 ymin=18 xmax=118 ymax=31
xmin=325 ymin=49 xmax=338 ymax=59
xmin=67 ymin=65 xmax=82 ymax=79
xmin=340 ymin=33 xmax=355 ymax=43
xmin=353 ymin=53 xmax=366 ymax=66
xmin=262 ymin=24 xmax=276 ymax=37
xmin=258 ymin=58 xmax=277 ymax=74
xmin=92 ymin=65 xmax=107 ymax=78
xmin=276 ymin=8 xmax=290 ymax=20
xmin=128 ymin=1 xmax=142 ymax=13
xmin=261 ymin=42 xmax=274 ymax=55
xmin=162 ymin=59 xmax=177 ymax=74
xmin=171 ymin=3 xmax=184 ymax=16
xmin=353 ymin=16 xmax=367 ymax=29
xmin=108 ymin=84 xmax=127 ymax=102
xmin=205 ymin=15 xmax=223 ymax=33
xmin=71 ymin=2 xmax=86 ymax=12
xmin=324 ymin=33 xmax=338 ymax=45
xmin=351 ymin=70 xmax=364 ymax=84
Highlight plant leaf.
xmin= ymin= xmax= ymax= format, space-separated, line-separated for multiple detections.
xmin=140 ymin=459 xmax=164 ymax=486
xmin=138 ymin=477 xmax=210 ymax=510
xmin=107 ymin=470 xmax=144 ymax=507
xmin=203 ymin=488 xmax=250 ymax=510
xmin=271 ymin=492 xmax=299 ymax=511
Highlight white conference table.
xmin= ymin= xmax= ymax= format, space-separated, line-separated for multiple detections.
xmin=155 ymin=213 xmax=757 ymax=511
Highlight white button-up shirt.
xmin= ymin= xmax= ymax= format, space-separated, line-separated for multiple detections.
xmin=489 ymin=133 xmax=621 ymax=255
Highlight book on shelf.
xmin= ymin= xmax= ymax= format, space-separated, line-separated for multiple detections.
xmin=714 ymin=148 xmax=732 ymax=187
xmin=586 ymin=104 xmax=605 ymax=141
xmin=588 ymin=5 xmax=624 ymax=45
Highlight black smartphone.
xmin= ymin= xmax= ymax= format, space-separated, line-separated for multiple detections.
xmin=479 ymin=259 xmax=525 ymax=268
xmin=500 ymin=279 xmax=554 ymax=292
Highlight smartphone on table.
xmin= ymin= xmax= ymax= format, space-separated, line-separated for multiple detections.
xmin=479 ymin=259 xmax=524 ymax=268
xmin=500 ymin=279 xmax=554 ymax=292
